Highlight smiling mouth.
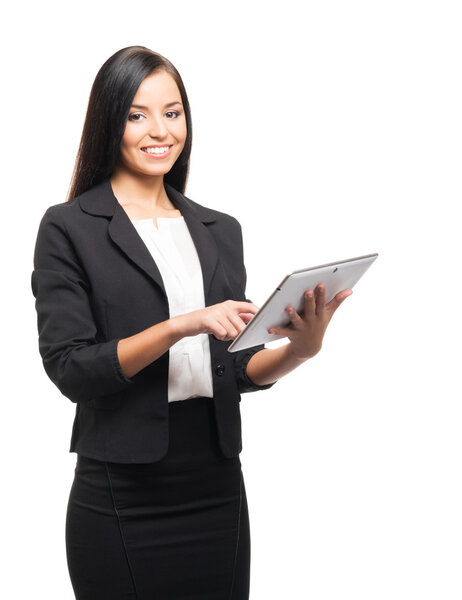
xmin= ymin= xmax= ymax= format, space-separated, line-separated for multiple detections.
xmin=140 ymin=145 xmax=173 ymax=156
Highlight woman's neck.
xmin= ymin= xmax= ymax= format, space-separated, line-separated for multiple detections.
xmin=110 ymin=170 xmax=174 ymax=211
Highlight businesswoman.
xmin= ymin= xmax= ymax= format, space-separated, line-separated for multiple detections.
xmin=31 ymin=46 xmax=352 ymax=600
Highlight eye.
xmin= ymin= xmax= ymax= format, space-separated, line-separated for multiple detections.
xmin=128 ymin=113 xmax=144 ymax=122
xmin=165 ymin=111 xmax=181 ymax=119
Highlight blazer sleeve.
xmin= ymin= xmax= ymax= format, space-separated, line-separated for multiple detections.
xmin=31 ymin=206 xmax=135 ymax=404
xmin=231 ymin=220 xmax=277 ymax=394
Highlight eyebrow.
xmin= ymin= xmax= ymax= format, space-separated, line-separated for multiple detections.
xmin=130 ymin=101 xmax=182 ymax=109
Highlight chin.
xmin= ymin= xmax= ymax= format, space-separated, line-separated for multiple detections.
xmin=132 ymin=161 xmax=170 ymax=175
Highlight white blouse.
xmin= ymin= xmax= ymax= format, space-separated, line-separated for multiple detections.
xmin=130 ymin=216 xmax=214 ymax=403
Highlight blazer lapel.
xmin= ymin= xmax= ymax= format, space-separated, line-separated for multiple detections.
xmin=79 ymin=178 xmax=219 ymax=303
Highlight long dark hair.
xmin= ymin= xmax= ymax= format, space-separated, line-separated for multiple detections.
xmin=67 ymin=46 xmax=193 ymax=201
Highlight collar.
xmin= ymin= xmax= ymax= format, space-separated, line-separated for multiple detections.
xmin=77 ymin=178 xmax=219 ymax=302
xmin=78 ymin=177 xmax=217 ymax=224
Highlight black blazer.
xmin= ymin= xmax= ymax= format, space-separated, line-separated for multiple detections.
xmin=31 ymin=178 xmax=276 ymax=463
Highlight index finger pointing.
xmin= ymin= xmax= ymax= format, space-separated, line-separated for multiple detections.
xmin=237 ymin=301 xmax=259 ymax=313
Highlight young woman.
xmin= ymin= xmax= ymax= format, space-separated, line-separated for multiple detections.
xmin=31 ymin=45 xmax=352 ymax=600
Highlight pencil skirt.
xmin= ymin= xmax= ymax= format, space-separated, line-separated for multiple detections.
xmin=65 ymin=396 xmax=250 ymax=600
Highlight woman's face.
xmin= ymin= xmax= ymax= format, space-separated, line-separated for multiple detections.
xmin=118 ymin=70 xmax=187 ymax=178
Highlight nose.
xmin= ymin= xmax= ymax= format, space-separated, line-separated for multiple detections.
xmin=148 ymin=114 xmax=168 ymax=139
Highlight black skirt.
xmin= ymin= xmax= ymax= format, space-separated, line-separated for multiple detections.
xmin=65 ymin=396 xmax=250 ymax=600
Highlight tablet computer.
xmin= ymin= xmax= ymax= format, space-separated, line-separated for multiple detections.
xmin=227 ymin=253 xmax=378 ymax=352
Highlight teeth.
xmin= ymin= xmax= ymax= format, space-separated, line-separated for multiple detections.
xmin=142 ymin=146 xmax=170 ymax=154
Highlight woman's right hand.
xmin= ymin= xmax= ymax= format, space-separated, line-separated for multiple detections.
xmin=172 ymin=300 xmax=260 ymax=341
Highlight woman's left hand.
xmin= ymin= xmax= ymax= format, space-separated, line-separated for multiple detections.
xmin=267 ymin=284 xmax=353 ymax=361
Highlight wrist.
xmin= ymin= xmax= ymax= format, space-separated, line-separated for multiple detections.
xmin=168 ymin=313 xmax=196 ymax=341
xmin=167 ymin=314 xmax=187 ymax=343
xmin=285 ymin=342 xmax=315 ymax=364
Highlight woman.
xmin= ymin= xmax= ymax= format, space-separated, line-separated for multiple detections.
xmin=31 ymin=46 xmax=352 ymax=600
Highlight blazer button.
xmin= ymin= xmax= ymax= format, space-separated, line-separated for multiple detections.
xmin=215 ymin=362 xmax=226 ymax=376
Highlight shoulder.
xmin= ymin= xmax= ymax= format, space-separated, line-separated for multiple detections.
xmin=33 ymin=192 xmax=96 ymax=259
xmin=36 ymin=180 xmax=111 ymax=235
xmin=37 ymin=196 xmax=81 ymax=229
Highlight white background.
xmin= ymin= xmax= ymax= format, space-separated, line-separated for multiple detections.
xmin=2 ymin=1 xmax=461 ymax=598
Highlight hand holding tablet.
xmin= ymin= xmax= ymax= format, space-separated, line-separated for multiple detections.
xmin=266 ymin=282 xmax=354 ymax=360
xmin=227 ymin=253 xmax=378 ymax=353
